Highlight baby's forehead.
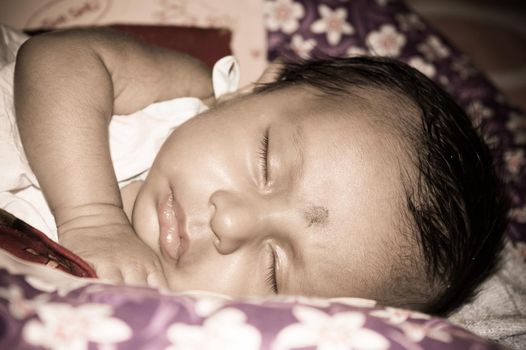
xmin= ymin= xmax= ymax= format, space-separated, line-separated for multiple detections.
xmin=267 ymin=84 xmax=419 ymax=125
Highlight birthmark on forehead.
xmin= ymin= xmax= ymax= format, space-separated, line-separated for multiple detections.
xmin=305 ymin=205 xmax=329 ymax=227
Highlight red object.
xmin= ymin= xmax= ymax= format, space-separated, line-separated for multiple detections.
xmin=0 ymin=209 xmax=97 ymax=278
xmin=110 ymin=25 xmax=232 ymax=68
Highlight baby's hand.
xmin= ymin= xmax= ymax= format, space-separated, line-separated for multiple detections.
xmin=57 ymin=209 xmax=168 ymax=289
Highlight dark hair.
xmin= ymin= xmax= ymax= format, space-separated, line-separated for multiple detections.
xmin=256 ymin=56 xmax=509 ymax=316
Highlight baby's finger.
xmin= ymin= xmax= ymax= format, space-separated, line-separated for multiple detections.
xmin=122 ymin=269 xmax=148 ymax=287
xmin=147 ymin=269 xmax=169 ymax=290
xmin=96 ymin=265 xmax=124 ymax=285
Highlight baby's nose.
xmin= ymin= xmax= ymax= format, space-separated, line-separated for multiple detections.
xmin=209 ymin=190 xmax=264 ymax=254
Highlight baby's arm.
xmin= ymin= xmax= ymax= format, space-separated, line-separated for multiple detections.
xmin=14 ymin=28 xmax=212 ymax=287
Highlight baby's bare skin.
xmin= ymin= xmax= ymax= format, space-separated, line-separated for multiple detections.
xmin=121 ymin=181 xmax=143 ymax=222
xmin=14 ymin=28 xmax=213 ymax=288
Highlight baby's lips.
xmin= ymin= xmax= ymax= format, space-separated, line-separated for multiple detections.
xmin=158 ymin=192 xmax=182 ymax=261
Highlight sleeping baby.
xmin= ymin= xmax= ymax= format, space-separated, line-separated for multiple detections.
xmin=1 ymin=27 xmax=508 ymax=316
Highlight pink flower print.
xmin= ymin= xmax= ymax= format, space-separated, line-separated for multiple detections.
xmin=507 ymin=112 xmax=526 ymax=144
xmin=290 ymin=34 xmax=317 ymax=59
xmin=194 ymin=297 xmax=227 ymax=317
xmin=273 ymin=306 xmax=389 ymax=350
xmin=408 ymin=56 xmax=436 ymax=78
xmin=504 ymin=149 xmax=525 ymax=176
xmin=265 ymin=0 xmax=305 ymax=34
xmin=166 ymin=308 xmax=261 ymax=350
xmin=153 ymin=0 xmax=187 ymax=23
xmin=0 ymin=284 xmax=49 ymax=319
xmin=467 ymin=100 xmax=494 ymax=125
xmin=398 ymin=321 xmax=452 ymax=343
xmin=418 ymin=35 xmax=450 ymax=61
xmin=310 ymin=5 xmax=354 ymax=46
xmin=22 ymin=303 xmax=132 ymax=350
xmin=366 ymin=24 xmax=406 ymax=57
xmin=370 ymin=307 xmax=430 ymax=325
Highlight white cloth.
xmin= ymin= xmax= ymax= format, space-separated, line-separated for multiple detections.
xmin=449 ymin=242 xmax=526 ymax=350
xmin=0 ymin=26 xmax=240 ymax=241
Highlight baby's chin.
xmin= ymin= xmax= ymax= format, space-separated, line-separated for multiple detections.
xmin=120 ymin=180 xmax=144 ymax=223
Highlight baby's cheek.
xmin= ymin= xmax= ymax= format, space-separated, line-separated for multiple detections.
xmin=131 ymin=187 xmax=162 ymax=255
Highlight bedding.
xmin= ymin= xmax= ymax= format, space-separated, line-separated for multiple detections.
xmin=1 ymin=0 xmax=525 ymax=349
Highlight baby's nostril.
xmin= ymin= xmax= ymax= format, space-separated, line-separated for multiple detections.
xmin=209 ymin=209 xmax=222 ymax=246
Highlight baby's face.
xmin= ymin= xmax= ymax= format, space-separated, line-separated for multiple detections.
xmin=132 ymin=86 xmax=412 ymax=300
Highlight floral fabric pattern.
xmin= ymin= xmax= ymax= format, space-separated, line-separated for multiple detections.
xmin=265 ymin=0 xmax=305 ymax=34
xmin=23 ymin=303 xmax=132 ymax=350
xmin=265 ymin=0 xmax=526 ymax=245
xmin=0 ymin=269 xmax=504 ymax=350
xmin=310 ymin=5 xmax=354 ymax=46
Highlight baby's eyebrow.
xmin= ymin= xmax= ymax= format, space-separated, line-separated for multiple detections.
xmin=304 ymin=205 xmax=329 ymax=227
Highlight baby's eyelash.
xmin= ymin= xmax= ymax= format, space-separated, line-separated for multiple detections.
xmin=258 ymin=129 xmax=270 ymax=182
xmin=265 ymin=247 xmax=278 ymax=294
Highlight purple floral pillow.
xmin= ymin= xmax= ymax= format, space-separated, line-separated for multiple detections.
xmin=264 ymin=0 xmax=526 ymax=247
xmin=0 ymin=267 xmax=504 ymax=349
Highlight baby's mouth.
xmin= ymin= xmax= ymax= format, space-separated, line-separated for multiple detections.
xmin=158 ymin=191 xmax=188 ymax=263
